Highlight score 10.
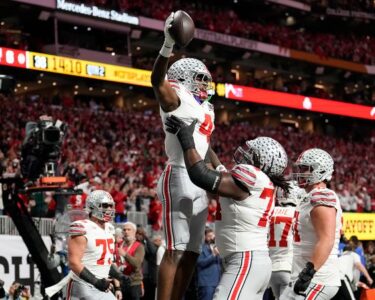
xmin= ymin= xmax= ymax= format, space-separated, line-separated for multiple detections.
xmin=32 ymin=55 xmax=106 ymax=78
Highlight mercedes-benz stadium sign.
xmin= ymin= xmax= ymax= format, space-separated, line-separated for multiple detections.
xmin=56 ymin=0 xmax=139 ymax=25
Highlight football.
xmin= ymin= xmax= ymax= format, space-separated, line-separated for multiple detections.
xmin=169 ymin=10 xmax=195 ymax=48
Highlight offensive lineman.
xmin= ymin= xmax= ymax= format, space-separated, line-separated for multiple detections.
xmin=281 ymin=149 xmax=342 ymax=300
xmin=269 ymin=183 xmax=304 ymax=299
xmin=165 ymin=114 xmax=290 ymax=300
xmin=67 ymin=190 xmax=121 ymax=300
xmin=151 ymin=12 xmax=219 ymax=300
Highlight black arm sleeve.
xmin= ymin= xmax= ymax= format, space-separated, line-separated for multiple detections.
xmin=187 ymin=160 xmax=222 ymax=193
xmin=80 ymin=267 xmax=98 ymax=285
xmin=204 ymin=149 xmax=211 ymax=164
xmin=80 ymin=267 xmax=109 ymax=291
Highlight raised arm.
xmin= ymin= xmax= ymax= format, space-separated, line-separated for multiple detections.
xmin=151 ymin=12 xmax=180 ymax=112
xmin=165 ymin=116 xmax=248 ymax=200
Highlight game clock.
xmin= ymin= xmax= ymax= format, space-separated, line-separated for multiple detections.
xmin=31 ymin=54 xmax=105 ymax=78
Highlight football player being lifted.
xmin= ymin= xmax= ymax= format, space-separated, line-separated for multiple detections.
xmin=151 ymin=12 xmax=222 ymax=300
xmin=165 ymin=113 xmax=291 ymax=300
xmin=281 ymin=149 xmax=342 ymax=300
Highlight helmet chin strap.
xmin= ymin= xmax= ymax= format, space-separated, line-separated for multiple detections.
xmin=193 ymin=89 xmax=210 ymax=103
xmin=194 ymin=95 xmax=203 ymax=104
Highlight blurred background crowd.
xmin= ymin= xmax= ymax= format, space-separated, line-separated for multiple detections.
xmin=0 ymin=93 xmax=374 ymax=225
xmin=0 ymin=0 xmax=374 ymax=298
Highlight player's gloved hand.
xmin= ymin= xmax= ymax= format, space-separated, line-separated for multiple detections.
xmin=160 ymin=12 xmax=175 ymax=57
xmin=79 ymin=267 xmax=112 ymax=292
xmin=164 ymin=12 xmax=175 ymax=47
xmin=165 ymin=115 xmax=197 ymax=151
xmin=94 ymin=278 xmax=112 ymax=292
xmin=109 ymin=264 xmax=125 ymax=281
xmin=293 ymin=262 xmax=316 ymax=295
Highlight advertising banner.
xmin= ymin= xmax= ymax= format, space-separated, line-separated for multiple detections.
xmin=268 ymin=0 xmax=311 ymax=11
xmin=0 ymin=47 xmax=27 ymax=68
xmin=326 ymin=8 xmax=375 ymax=21
xmin=342 ymin=213 xmax=375 ymax=241
xmin=225 ymin=84 xmax=375 ymax=121
xmin=0 ymin=46 xmax=373 ymax=120
xmin=56 ymin=0 xmax=139 ymax=25
xmin=0 ymin=235 xmax=52 ymax=296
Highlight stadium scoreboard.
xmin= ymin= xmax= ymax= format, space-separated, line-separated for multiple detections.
xmin=0 ymin=46 xmax=374 ymax=120
xmin=31 ymin=53 xmax=106 ymax=78
xmin=28 ymin=51 xmax=152 ymax=87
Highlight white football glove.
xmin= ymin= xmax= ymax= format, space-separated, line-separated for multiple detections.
xmin=164 ymin=12 xmax=175 ymax=47
xmin=160 ymin=12 xmax=175 ymax=57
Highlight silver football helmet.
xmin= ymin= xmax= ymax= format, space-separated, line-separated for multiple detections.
xmin=276 ymin=181 xmax=305 ymax=206
xmin=233 ymin=137 xmax=288 ymax=176
xmin=292 ymin=148 xmax=334 ymax=187
xmin=86 ymin=190 xmax=115 ymax=222
xmin=167 ymin=58 xmax=214 ymax=101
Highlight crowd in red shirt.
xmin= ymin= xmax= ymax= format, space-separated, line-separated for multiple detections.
xmin=0 ymin=94 xmax=374 ymax=228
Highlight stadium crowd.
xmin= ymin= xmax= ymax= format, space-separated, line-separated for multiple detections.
xmin=82 ymin=0 xmax=375 ymax=64
xmin=2 ymin=1 xmax=374 ymax=64
xmin=0 ymin=93 xmax=374 ymax=223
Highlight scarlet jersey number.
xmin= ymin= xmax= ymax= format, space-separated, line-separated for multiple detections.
xmin=199 ymin=114 xmax=214 ymax=142
xmin=269 ymin=215 xmax=293 ymax=247
xmin=258 ymin=188 xmax=275 ymax=227
xmin=293 ymin=211 xmax=301 ymax=242
xmin=96 ymin=238 xmax=114 ymax=265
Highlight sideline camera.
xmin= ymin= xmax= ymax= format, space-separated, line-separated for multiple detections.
xmin=21 ymin=116 xmax=67 ymax=181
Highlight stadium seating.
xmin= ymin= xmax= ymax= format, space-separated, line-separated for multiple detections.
xmin=0 ymin=93 xmax=374 ymax=223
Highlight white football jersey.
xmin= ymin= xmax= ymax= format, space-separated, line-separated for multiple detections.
xmin=269 ymin=206 xmax=295 ymax=272
xmin=69 ymin=219 xmax=115 ymax=284
xmin=160 ymin=82 xmax=215 ymax=167
xmin=215 ymin=164 xmax=275 ymax=258
xmin=291 ymin=187 xmax=342 ymax=286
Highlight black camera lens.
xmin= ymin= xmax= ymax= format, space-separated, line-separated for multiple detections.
xmin=43 ymin=126 xmax=61 ymax=144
